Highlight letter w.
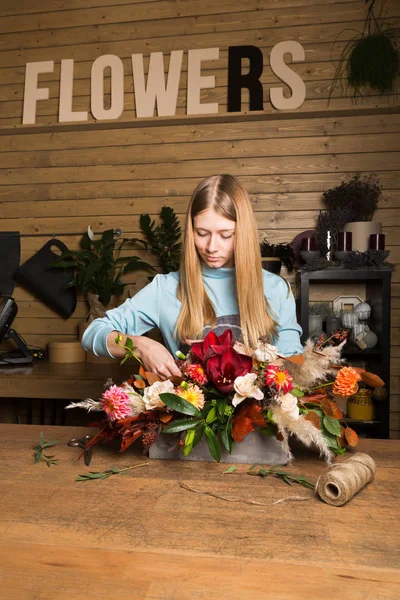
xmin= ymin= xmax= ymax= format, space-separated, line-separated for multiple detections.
xmin=132 ymin=51 xmax=183 ymax=118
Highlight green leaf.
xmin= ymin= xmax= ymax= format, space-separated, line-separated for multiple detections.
xmin=163 ymin=418 xmax=200 ymax=434
xmin=291 ymin=387 xmax=304 ymax=397
xmin=323 ymin=414 xmax=341 ymax=437
xmin=159 ymin=393 xmax=201 ymax=417
xmin=323 ymin=431 xmax=341 ymax=450
xmin=307 ymin=408 xmax=323 ymax=426
xmin=139 ymin=214 xmax=153 ymax=238
xmin=183 ymin=429 xmax=196 ymax=456
xmin=216 ymin=399 xmax=227 ymax=418
xmin=204 ymin=425 xmax=222 ymax=462
xmin=39 ymin=432 xmax=44 ymax=446
xmin=223 ymin=465 xmax=237 ymax=474
xmin=266 ymin=409 xmax=274 ymax=422
xmin=260 ymin=426 xmax=275 ymax=437
xmin=205 ymin=406 xmax=217 ymax=424
xmin=122 ymin=258 xmax=155 ymax=275
xmin=43 ymin=440 xmax=58 ymax=448
xmin=221 ymin=419 xmax=233 ymax=453
xmin=185 ymin=429 xmax=196 ymax=447
xmin=35 ymin=451 xmax=42 ymax=462
xmin=192 ymin=423 xmax=204 ymax=448
xmin=125 ymin=337 xmax=134 ymax=350
xmin=182 ymin=444 xmax=193 ymax=457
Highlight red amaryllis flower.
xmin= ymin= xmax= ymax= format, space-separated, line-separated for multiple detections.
xmin=232 ymin=400 xmax=267 ymax=443
xmin=206 ymin=345 xmax=253 ymax=394
xmin=191 ymin=329 xmax=234 ymax=364
xmin=264 ymin=365 xmax=294 ymax=394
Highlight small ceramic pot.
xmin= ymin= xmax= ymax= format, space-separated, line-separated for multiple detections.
xmin=347 ymin=389 xmax=374 ymax=420
xmin=325 ymin=316 xmax=342 ymax=337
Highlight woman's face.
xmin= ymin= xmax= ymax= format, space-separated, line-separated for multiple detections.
xmin=193 ymin=207 xmax=236 ymax=269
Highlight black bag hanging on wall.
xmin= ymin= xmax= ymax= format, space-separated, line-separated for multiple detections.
xmin=14 ymin=239 xmax=77 ymax=318
xmin=0 ymin=231 xmax=21 ymax=296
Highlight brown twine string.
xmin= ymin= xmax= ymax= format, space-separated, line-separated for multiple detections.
xmin=179 ymin=482 xmax=311 ymax=506
xmin=180 ymin=453 xmax=376 ymax=508
xmin=315 ymin=452 xmax=376 ymax=506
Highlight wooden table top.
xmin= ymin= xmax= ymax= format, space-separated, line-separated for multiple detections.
xmin=0 ymin=360 xmax=136 ymax=399
xmin=1 ymin=424 xmax=399 ymax=600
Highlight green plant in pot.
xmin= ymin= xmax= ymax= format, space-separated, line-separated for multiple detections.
xmin=140 ymin=206 xmax=182 ymax=274
xmin=321 ymin=173 xmax=383 ymax=253
xmin=308 ymin=302 xmax=331 ymax=339
xmin=52 ymin=227 xmax=155 ymax=340
xmin=330 ymin=0 xmax=400 ymax=101
xmin=260 ymin=239 xmax=296 ymax=275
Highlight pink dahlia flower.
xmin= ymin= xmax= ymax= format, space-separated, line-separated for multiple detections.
xmin=101 ymin=385 xmax=131 ymax=420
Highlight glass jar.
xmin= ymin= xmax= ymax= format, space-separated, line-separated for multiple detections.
xmin=347 ymin=389 xmax=374 ymax=420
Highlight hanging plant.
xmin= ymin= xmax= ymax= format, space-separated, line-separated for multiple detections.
xmin=329 ymin=0 xmax=400 ymax=101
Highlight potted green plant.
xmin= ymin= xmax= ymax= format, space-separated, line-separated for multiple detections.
xmin=259 ymin=239 xmax=296 ymax=275
xmin=329 ymin=1 xmax=400 ymax=102
xmin=324 ymin=305 xmax=343 ymax=337
xmin=140 ymin=206 xmax=182 ymax=273
xmin=322 ymin=173 xmax=383 ymax=252
xmin=52 ymin=227 xmax=154 ymax=356
xmin=308 ymin=302 xmax=331 ymax=337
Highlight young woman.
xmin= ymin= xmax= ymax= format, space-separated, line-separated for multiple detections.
xmin=82 ymin=174 xmax=303 ymax=378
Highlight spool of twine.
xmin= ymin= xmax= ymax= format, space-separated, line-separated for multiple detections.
xmin=316 ymin=452 xmax=376 ymax=506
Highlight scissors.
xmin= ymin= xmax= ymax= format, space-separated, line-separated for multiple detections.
xmin=67 ymin=435 xmax=93 ymax=466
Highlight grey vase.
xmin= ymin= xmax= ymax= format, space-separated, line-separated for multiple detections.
xmin=149 ymin=430 xmax=288 ymax=465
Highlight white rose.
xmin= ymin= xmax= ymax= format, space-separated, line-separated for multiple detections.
xmin=121 ymin=383 xmax=146 ymax=416
xmin=253 ymin=342 xmax=279 ymax=363
xmin=232 ymin=372 xmax=264 ymax=407
xmin=280 ymin=393 xmax=300 ymax=419
xmin=143 ymin=379 xmax=175 ymax=410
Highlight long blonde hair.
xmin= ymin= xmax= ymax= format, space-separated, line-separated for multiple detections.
xmin=176 ymin=174 xmax=278 ymax=349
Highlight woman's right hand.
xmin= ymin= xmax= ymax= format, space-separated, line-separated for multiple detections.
xmin=134 ymin=336 xmax=182 ymax=380
xmin=107 ymin=331 xmax=181 ymax=380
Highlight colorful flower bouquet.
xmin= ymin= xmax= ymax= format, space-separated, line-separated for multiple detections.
xmin=67 ymin=329 xmax=385 ymax=463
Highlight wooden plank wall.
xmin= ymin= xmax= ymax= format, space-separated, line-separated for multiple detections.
xmin=0 ymin=0 xmax=399 ymax=436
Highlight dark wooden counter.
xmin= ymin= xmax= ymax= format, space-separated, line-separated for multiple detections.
xmin=0 ymin=360 xmax=136 ymax=400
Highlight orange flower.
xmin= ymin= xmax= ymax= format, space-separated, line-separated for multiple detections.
xmin=332 ymin=367 xmax=362 ymax=397
xmin=175 ymin=384 xmax=205 ymax=410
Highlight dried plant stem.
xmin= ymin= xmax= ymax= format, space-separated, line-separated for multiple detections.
xmin=76 ymin=462 xmax=149 ymax=482
xmin=179 ymin=482 xmax=312 ymax=506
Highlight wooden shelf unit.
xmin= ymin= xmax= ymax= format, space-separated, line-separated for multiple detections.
xmin=298 ymin=268 xmax=392 ymax=439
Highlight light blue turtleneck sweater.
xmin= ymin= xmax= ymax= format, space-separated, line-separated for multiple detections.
xmin=81 ymin=266 xmax=303 ymax=358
